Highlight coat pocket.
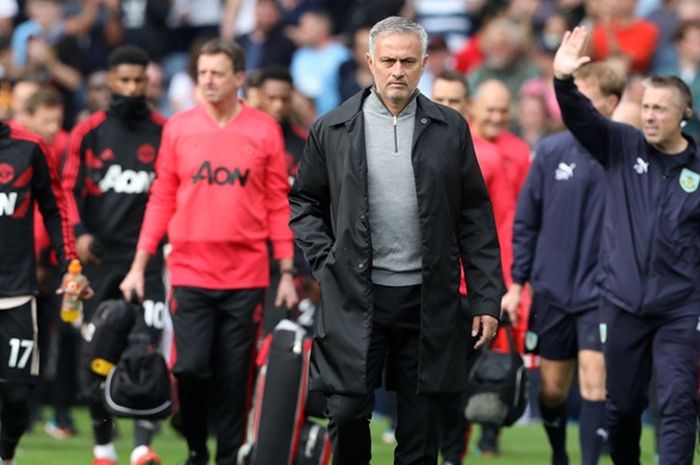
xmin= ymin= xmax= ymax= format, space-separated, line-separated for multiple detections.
xmin=315 ymin=303 xmax=327 ymax=339
xmin=314 ymin=265 xmax=330 ymax=339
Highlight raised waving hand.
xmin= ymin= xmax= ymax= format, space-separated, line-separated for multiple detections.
xmin=553 ymin=26 xmax=592 ymax=79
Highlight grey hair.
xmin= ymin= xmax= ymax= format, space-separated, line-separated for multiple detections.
xmin=642 ymin=75 xmax=693 ymax=114
xmin=369 ymin=16 xmax=428 ymax=57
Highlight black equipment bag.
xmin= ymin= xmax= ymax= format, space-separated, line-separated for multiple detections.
xmin=81 ymin=299 xmax=136 ymax=377
xmin=463 ymin=315 xmax=528 ymax=427
xmin=83 ymin=299 xmax=171 ymax=420
xmin=104 ymin=330 xmax=172 ymax=420
xmin=294 ymin=421 xmax=332 ymax=465
xmin=238 ymin=319 xmax=315 ymax=465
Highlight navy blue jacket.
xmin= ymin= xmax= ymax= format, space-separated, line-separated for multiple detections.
xmin=512 ymin=131 xmax=605 ymax=312
xmin=555 ymin=78 xmax=700 ymax=317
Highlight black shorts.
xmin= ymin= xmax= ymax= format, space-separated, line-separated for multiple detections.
xmin=525 ymin=294 xmax=602 ymax=361
xmin=0 ymin=299 xmax=39 ymax=384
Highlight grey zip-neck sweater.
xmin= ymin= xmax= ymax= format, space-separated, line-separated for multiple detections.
xmin=362 ymin=89 xmax=422 ymax=286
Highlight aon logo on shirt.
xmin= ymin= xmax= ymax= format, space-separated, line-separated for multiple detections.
xmin=99 ymin=165 xmax=155 ymax=194
xmin=192 ymin=161 xmax=251 ymax=186
xmin=0 ymin=192 xmax=17 ymax=216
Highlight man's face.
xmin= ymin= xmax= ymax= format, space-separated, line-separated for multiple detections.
xmin=426 ymin=48 xmax=449 ymax=75
xmin=353 ymin=28 xmax=370 ymax=65
xmin=470 ymin=83 xmax=511 ymax=140
xmin=255 ymin=0 xmax=280 ymax=34
xmin=146 ymin=63 xmax=164 ymax=105
xmin=678 ymin=26 xmax=700 ymax=63
xmin=612 ymin=0 xmax=636 ymax=17
xmin=197 ymin=53 xmax=244 ymax=105
xmin=108 ymin=64 xmax=148 ymax=97
xmin=679 ymin=0 xmax=700 ymax=22
xmin=431 ymin=79 xmax=469 ymax=117
xmin=86 ymin=72 xmax=110 ymax=111
xmin=11 ymin=82 xmax=40 ymax=117
xmin=366 ymin=33 xmax=426 ymax=108
xmin=259 ymin=79 xmax=293 ymax=122
xmin=299 ymin=13 xmax=328 ymax=46
xmin=27 ymin=104 xmax=63 ymax=144
xmin=482 ymin=28 xmax=516 ymax=70
xmin=28 ymin=0 xmax=62 ymax=29
xmin=641 ymin=86 xmax=685 ymax=147
xmin=575 ymin=77 xmax=617 ymax=118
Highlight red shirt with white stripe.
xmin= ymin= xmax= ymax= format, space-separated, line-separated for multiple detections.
xmin=137 ymin=103 xmax=294 ymax=289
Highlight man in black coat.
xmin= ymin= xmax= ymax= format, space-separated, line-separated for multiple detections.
xmin=288 ymin=16 xmax=504 ymax=465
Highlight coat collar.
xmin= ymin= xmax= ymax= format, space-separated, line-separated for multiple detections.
xmin=325 ymin=87 xmax=448 ymax=127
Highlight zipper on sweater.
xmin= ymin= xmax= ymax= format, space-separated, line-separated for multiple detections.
xmin=393 ymin=115 xmax=398 ymax=153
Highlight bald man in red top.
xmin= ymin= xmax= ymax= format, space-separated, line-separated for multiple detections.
xmin=471 ymin=80 xmax=532 ymax=204
xmin=432 ymin=70 xmax=516 ymax=463
xmin=470 ymin=79 xmax=531 ymax=324
xmin=121 ymin=40 xmax=298 ymax=465
xmin=468 ymin=78 xmax=531 ymax=454
xmin=431 ymin=72 xmax=514 ymax=292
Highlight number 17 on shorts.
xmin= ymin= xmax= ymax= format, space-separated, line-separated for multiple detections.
xmin=0 ymin=300 xmax=38 ymax=383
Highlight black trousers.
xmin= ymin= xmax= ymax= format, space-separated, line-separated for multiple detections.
xmin=439 ymin=298 xmax=479 ymax=464
xmin=439 ymin=392 xmax=470 ymax=464
xmin=327 ymin=284 xmax=447 ymax=465
xmin=171 ymin=286 xmax=264 ymax=465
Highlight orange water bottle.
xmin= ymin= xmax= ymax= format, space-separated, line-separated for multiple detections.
xmin=59 ymin=259 xmax=90 ymax=323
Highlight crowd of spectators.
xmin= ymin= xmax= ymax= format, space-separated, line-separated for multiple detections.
xmin=0 ymin=0 xmax=697 ymax=145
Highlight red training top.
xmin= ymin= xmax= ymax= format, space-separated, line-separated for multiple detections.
xmin=460 ymin=133 xmax=515 ymax=294
xmin=591 ymin=19 xmax=659 ymax=73
xmin=137 ymin=103 xmax=294 ymax=289
xmin=488 ymin=131 xmax=532 ymax=353
xmin=493 ymin=131 xmax=531 ymax=204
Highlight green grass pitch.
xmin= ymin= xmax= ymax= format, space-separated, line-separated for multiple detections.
xmin=14 ymin=409 xmax=673 ymax=464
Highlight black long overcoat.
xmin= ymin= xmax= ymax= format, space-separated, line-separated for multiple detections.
xmin=289 ymin=88 xmax=504 ymax=395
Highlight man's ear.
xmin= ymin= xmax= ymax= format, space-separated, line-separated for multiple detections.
xmin=681 ymin=108 xmax=692 ymax=128
xmin=234 ymin=71 xmax=246 ymax=88
xmin=683 ymin=107 xmax=693 ymax=122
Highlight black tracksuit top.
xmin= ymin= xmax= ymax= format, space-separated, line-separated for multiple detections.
xmin=62 ymin=109 xmax=165 ymax=263
xmin=0 ymin=122 xmax=76 ymax=296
